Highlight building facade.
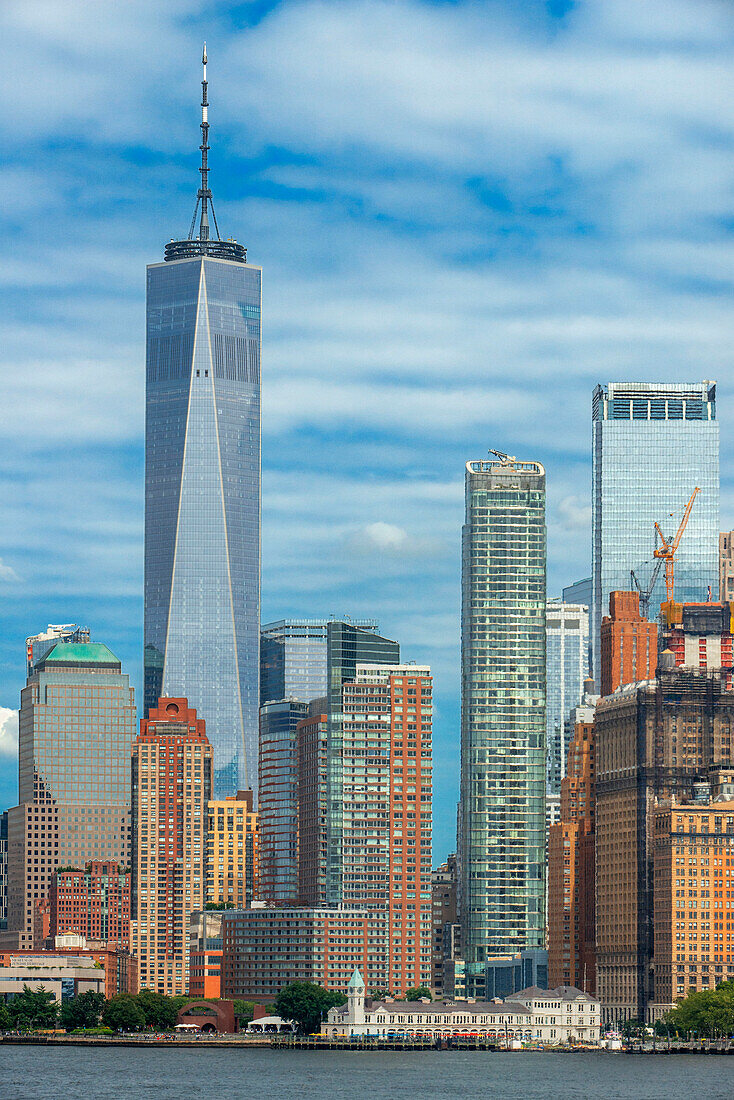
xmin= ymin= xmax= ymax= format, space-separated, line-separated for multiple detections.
xmin=459 ymin=453 xmax=546 ymax=993
xmin=144 ymin=62 xmax=261 ymax=797
xmin=652 ymin=788 xmax=734 ymax=1012
xmin=188 ymin=909 xmax=225 ymax=999
xmin=591 ymin=381 xmax=719 ymax=684
xmin=261 ymin=619 xmax=380 ymax=706
xmin=205 ymin=790 xmax=258 ymax=909
xmin=324 ymin=970 xmax=599 ymax=1044
xmin=545 ymin=600 xmax=589 ymax=795
xmin=547 ymin=696 xmax=597 ymax=992
xmin=130 ymin=697 xmax=212 ymax=995
xmin=6 ymin=640 xmax=136 ymax=944
xmin=25 ymin=624 xmax=89 ymax=676
xmin=0 ymin=812 xmax=7 ymax=931
xmin=49 ymin=861 xmax=130 ymax=949
xmin=600 ymin=591 xmax=658 ymax=697
xmin=258 ymin=700 xmax=309 ymax=906
xmin=297 ymin=702 xmax=328 ymax=906
xmin=719 ymin=532 xmax=734 ymax=602
xmin=431 ymin=854 xmax=458 ymax=997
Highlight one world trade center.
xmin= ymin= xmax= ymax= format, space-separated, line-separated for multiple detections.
xmin=144 ymin=47 xmax=261 ymax=796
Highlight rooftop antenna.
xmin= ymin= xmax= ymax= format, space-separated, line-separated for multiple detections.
xmin=488 ymin=449 xmax=517 ymax=466
xmin=187 ymin=43 xmax=223 ymax=243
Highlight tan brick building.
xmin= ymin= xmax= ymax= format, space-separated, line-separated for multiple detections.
xmin=205 ymin=790 xmax=258 ymax=909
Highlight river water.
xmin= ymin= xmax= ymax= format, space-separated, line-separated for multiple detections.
xmin=3 ymin=1046 xmax=733 ymax=1099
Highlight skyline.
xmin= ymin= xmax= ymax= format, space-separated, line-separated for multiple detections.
xmin=2 ymin=0 xmax=734 ymax=858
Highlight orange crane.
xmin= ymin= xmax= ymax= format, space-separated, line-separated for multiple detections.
xmin=653 ymin=487 xmax=700 ymax=604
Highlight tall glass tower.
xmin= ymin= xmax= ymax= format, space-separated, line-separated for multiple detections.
xmin=545 ymin=599 xmax=589 ymax=795
xmin=144 ymin=48 xmax=261 ymax=797
xmin=591 ymin=382 xmax=719 ymax=684
xmin=459 ymin=452 xmax=546 ymax=994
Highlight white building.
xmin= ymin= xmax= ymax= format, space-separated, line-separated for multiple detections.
xmin=323 ymin=970 xmax=600 ymax=1045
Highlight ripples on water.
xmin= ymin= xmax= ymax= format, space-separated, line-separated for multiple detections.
xmin=4 ymin=1047 xmax=734 ymax=1100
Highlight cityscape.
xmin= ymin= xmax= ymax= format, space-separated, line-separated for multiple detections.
xmin=2 ymin=2 xmax=734 ymax=1096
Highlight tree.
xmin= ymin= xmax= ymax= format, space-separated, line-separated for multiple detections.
xmin=665 ymin=981 xmax=734 ymax=1038
xmin=59 ymin=991 xmax=106 ymax=1031
xmin=274 ymin=982 xmax=346 ymax=1035
xmin=619 ymin=1017 xmax=644 ymax=1041
xmin=233 ymin=1000 xmax=255 ymax=1025
xmin=8 ymin=985 xmax=58 ymax=1030
xmin=102 ymin=995 xmax=145 ymax=1033
xmin=0 ymin=1002 xmax=12 ymax=1031
xmin=136 ymin=990 xmax=180 ymax=1030
xmin=405 ymin=987 xmax=432 ymax=1002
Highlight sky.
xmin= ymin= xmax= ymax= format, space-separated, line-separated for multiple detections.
xmin=1 ymin=0 xmax=734 ymax=859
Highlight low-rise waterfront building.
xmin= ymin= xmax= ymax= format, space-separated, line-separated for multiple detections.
xmin=188 ymin=909 xmax=225 ymax=999
xmin=323 ymin=969 xmax=600 ymax=1044
xmin=0 ymin=948 xmax=118 ymax=1002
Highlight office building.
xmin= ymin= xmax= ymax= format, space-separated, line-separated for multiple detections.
xmin=0 ymin=951 xmax=106 ymax=1003
xmin=652 ymin=786 xmax=734 ymax=1013
xmin=545 ymin=600 xmax=589 ymax=794
xmin=49 ymin=861 xmax=130 ymax=949
xmin=600 ymin=591 xmax=658 ymax=697
xmin=595 ymin=611 xmax=734 ymax=1023
xmin=591 ymin=381 xmax=719 ymax=684
xmin=25 ymin=624 xmax=89 ymax=676
xmin=258 ymin=700 xmax=309 ymax=906
xmin=484 ymin=949 xmax=548 ymax=999
xmin=547 ymin=692 xmax=597 ymax=992
xmin=144 ymin=51 xmax=261 ymax=798
xmin=205 ymin=790 xmax=258 ymax=910
xmin=130 ymin=697 xmax=212 ymax=995
xmin=720 ymin=532 xmax=734 ymax=602
xmin=261 ymin=619 xmax=380 ymax=705
xmin=562 ymin=578 xmax=592 ymax=609
xmin=6 ymin=640 xmax=136 ymax=944
xmin=189 ymin=909 xmax=225 ymax=998
xmin=296 ymin=701 xmax=328 ymax=906
xmin=431 ymin=854 xmax=458 ymax=997
xmin=459 ymin=452 xmax=546 ymax=994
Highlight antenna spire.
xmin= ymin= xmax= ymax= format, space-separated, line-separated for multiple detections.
xmin=199 ymin=42 xmax=211 ymax=240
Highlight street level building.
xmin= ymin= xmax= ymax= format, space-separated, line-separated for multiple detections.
xmin=459 ymin=452 xmax=546 ymax=994
xmin=189 ymin=909 xmax=225 ymax=999
xmin=144 ymin=52 xmax=261 ymax=797
xmin=130 ymin=697 xmax=212 ymax=996
xmin=6 ymin=640 xmax=136 ymax=946
xmin=600 ymin=591 xmax=657 ymax=697
xmin=206 ymin=790 xmax=257 ymax=909
xmin=545 ymin=600 xmax=589 ymax=795
xmin=0 ymin=951 xmax=106 ymax=1004
xmin=324 ymin=969 xmax=599 ymax=1044
xmin=1 ymin=939 xmax=136 ymax=999
xmin=591 ymin=381 xmax=719 ymax=684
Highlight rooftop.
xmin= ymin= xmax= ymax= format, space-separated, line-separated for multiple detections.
xmin=38 ymin=642 xmax=121 ymax=670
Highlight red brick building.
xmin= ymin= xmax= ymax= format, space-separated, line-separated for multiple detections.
xmin=49 ymin=861 xmax=130 ymax=949
xmin=600 ymin=591 xmax=657 ymax=697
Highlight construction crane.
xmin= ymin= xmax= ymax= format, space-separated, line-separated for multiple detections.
xmin=630 ymin=557 xmax=664 ymax=620
xmin=653 ymin=487 xmax=700 ymax=604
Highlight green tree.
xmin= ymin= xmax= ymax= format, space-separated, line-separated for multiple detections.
xmin=136 ymin=990 xmax=180 ymax=1030
xmin=59 ymin=991 xmax=106 ymax=1031
xmin=8 ymin=985 xmax=58 ymax=1030
xmin=619 ymin=1017 xmax=644 ymax=1041
xmin=233 ymin=1000 xmax=255 ymax=1025
xmin=0 ymin=1002 xmax=12 ymax=1031
xmin=102 ymin=994 xmax=145 ymax=1033
xmin=664 ymin=981 xmax=734 ymax=1038
xmin=405 ymin=986 xmax=432 ymax=1002
xmin=274 ymin=982 xmax=346 ymax=1035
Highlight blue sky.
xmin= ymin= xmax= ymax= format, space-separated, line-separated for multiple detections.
xmin=1 ymin=0 xmax=734 ymax=859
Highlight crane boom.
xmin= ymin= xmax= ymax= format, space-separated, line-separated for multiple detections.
xmin=653 ymin=487 xmax=700 ymax=604
xmin=630 ymin=556 xmax=664 ymax=619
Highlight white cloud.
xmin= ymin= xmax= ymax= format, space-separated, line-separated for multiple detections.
xmin=0 ymin=559 xmax=19 ymax=582
xmin=556 ymin=496 xmax=592 ymax=532
xmin=0 ymin=708 xmax=18 ymax=759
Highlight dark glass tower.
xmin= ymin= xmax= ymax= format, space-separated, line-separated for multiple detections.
xmin=144 ymin=47 xmax=261 ymax=797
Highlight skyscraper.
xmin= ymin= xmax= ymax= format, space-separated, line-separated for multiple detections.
xmin=144 ymin=48 xmax=260 ymax=797
xmin=130 ymin=697 xmax=212 ymax=995
xmin=258 ymin=699 xmax=309 ymax=906
xmin=545 ymin=599 xmax=589 ymax=795
xmin=591 ymin=382 xmax=719 ymax=683
xmin=260 ymin=618 xmax=380 ymax=705
xmin=459 ymin=452 xmax=546 ymax=995
xmin=6 ymin=640 xmax=136 ymax=944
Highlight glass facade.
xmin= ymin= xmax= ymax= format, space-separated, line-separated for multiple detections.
xmin=545 ymin=600 xmax=589 ymax=795
xmin=144 ymin=255 xmax=261 ymax=797
xmin=260 ymin=619 xmax=379 ymax=705
xmin=592 ymin=382 xmax=719 ymax=684
xmin=258 ymin=700 xmax=309 ymax=906
xmin=325 ymin=623 xmax=401 ymax=906
xmin=459 ymin=455 xmax=546 ymax=992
